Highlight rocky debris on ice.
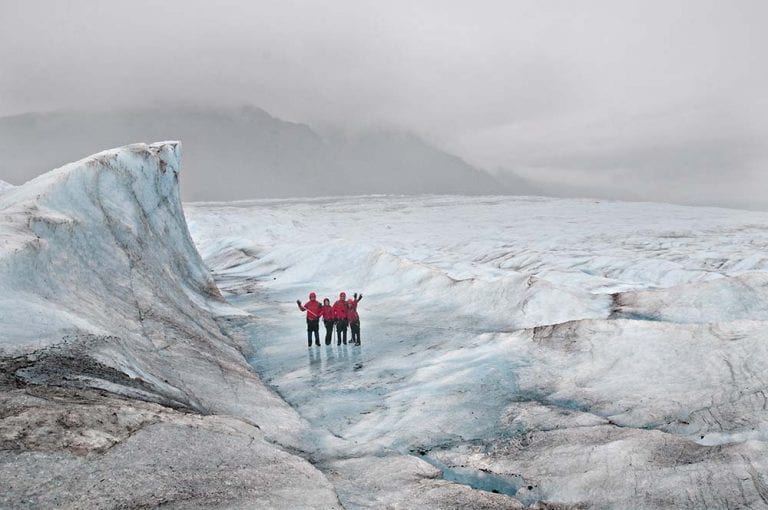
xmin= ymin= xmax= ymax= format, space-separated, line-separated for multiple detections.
xmin=508 ymin=318 xmax=768 ymax=440
xmin=0 ymin=386 xmax=341 ymax=509
xmin=324 ymin=454 xmax=525 ymax=509
xmin=432 ymin=421 xmax=768 ymax=509
xmin=611 ymin=271 xmax=768 ymax=323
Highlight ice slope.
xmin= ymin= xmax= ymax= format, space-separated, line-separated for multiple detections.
xmin=0 ymin=179 xmax=12 ymax=192
xmin=0 ymin=143 xmax=341 ymax=508
xmin=187 ymin=195 xmax=768 ymax=508
xmin=612 ymin=272 xmax=768 ymax=322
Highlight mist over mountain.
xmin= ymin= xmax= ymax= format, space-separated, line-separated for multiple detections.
xmin=493 ymin=171 xmax=642 ymax=204
xmin=0 ymin=107 xmax=532 ymax=201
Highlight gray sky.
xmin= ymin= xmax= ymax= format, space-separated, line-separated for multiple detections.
xmin=1 ymin=0 xmax=767 ymax=207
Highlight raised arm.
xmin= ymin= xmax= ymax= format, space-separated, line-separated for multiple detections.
xmin=296 ymin=299 xmax=306 ymax=311
xmin=353 ymin=292 xmax=363 ymax=303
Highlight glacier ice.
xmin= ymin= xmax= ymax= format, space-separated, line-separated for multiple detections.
xmin=3 ymin=140 xmax=768 ymax=508
xmin=0 ymin=143 xmax=341 ymax=508
xmin=186 ymin=195 xmax=768 ymax=508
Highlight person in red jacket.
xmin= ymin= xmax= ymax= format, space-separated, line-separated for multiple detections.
xmin=332 ymin=292 xmax=349 ymax=345
xmin=347 ymin=293 xmax=363 ymax=345
xmin=318 ymin=297 xmax=335 ymax=345
xmin=297 ymin=292 xmax=322 ymax=346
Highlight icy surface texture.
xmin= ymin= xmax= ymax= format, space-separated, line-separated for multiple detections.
xmin=187 ymin=195 xmax=768 ymax=508
xmin=0 ymin=144 xmax=340 ymax=508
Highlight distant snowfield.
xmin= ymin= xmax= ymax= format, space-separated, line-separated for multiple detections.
xmin=188 ymin=195 xmax=768 ymax=508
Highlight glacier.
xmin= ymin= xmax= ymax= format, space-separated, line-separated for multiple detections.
xmin=2 ymin=143 xmax=768 ymax=508
xmin=0 ymin=143 xmax=341 ymax=508
xmin=186 ymin=195 xmax=768 ymax=508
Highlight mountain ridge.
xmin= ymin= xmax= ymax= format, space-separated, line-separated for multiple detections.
xmin=0 ymin=106 xmax=533 ymax=201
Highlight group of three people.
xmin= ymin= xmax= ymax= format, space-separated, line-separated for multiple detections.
xmin=297 ymin=291 xmax=363 ymax=346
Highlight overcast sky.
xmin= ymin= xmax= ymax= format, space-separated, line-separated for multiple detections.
xmin=1 ymin=0 xmax=767 ymax=207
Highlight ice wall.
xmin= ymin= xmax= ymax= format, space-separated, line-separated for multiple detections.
xmin=0 ymin=143 xmax=340 ymax=508
xmin=1 ymin=143 xmax=214 ymax=350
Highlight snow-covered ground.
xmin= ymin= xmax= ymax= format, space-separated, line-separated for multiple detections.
xmin=187 ymin=195 xmax=768 ymax=508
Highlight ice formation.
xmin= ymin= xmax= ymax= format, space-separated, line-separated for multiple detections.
xmin=0 ymin=143 xmax=340 ymax=508
xmin=3 ymin=141 xmax=768 ymax=508
xmin=187 ymin=195 xmax=768 ymax=508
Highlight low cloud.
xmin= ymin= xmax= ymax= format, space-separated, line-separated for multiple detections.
xmin=1 ymin=0 xmax=766 ymax=207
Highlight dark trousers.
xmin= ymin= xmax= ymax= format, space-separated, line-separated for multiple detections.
xmin=323 ymin=320 xmax=334 ymax=345
xmin=307 ymin=318 xmax=320 ymax=346
xmin=350 ymin=320 xmax=361 ymax=345
xmin=336 ymin=319 xmax=348 ymax=344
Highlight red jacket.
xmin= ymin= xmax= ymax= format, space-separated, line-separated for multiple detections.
xmin=332 ymin=299 xmax=348 ymax=320
xmin=346 ymin=300 xmax=359 ymax=322
xmin=300 ymin=299 xmax=322 ymax=320
xmin=319 ymin=304 xmax=334 ymax=321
